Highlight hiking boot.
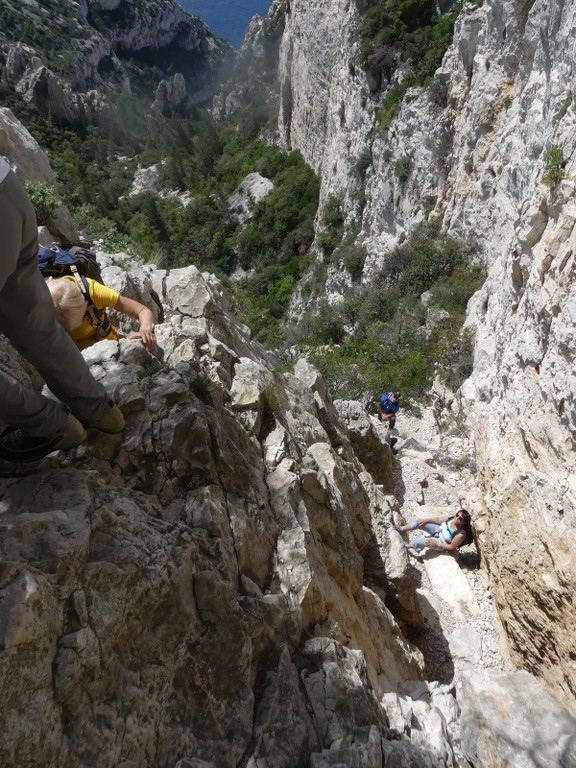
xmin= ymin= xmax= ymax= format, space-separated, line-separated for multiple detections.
xmin=390 ymin=437 xmax=398 ymax=447
xmin=0 ymin=413 xmax=87 ymax=464
xmin=84 ymin=402 xmax=125 ymax=434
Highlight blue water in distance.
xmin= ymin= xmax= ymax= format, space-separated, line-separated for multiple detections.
xmin=180 ymin=0 xmax=272 ymax=48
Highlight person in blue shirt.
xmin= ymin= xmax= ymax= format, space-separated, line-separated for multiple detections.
xmin=394 ymin=510 xmax=472 ymax=553
xmin=377 ymin=387 xmax=400 ymax=429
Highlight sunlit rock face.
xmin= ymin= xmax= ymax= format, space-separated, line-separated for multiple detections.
xmin=0 ymin=239 xmax=428 ymax=765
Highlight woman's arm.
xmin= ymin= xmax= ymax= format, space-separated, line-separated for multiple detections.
xmin=415 ymin=514 xmax=450 ymax=526
xmin=114 ymin=295 xmax=156 ymax=351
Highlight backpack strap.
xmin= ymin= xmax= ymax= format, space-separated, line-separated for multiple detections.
xmin=70 ymin=265 xmax=89 ymax=299
xmin=446 ymin=517 xmax=466 ymax=545
xmin=70 ymin=268 xmax=114 ymax=338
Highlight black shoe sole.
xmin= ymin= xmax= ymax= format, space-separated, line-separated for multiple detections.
xmin=0 ymin=435 xmax=63 ymax=463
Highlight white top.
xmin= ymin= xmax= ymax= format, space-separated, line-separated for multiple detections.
xmin=0 ymin=156 xmax=10 ymax=183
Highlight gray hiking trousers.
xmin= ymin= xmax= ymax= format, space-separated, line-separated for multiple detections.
xmin=0 ymin=169 xmax=110 ymax=435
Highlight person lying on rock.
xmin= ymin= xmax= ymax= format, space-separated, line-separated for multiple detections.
xmin=394 ymin=509 xmax=472 ymax=552
xmin=47 ymin=275 xmax=156 ymax=352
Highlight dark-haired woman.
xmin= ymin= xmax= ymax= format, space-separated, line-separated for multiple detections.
xmin=394 ymin=510 xmax=472 ymax=551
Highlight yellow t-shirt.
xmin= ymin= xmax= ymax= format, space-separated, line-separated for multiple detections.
xmin=64 ymin=275 xmax=120 ymax=349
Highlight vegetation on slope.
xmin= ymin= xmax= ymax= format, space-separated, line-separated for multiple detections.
xmin=0 ymin=0 xmax=87 ymax=78
xmin=297 ymin=222 xmax=483 ymax=404
xmin=1 ymin=86 xmax=319 ymax=347
xmin=0 ymin=0 xmax=483 ymax=405
xmin=357 ymin=0 xmax=465 ymax=127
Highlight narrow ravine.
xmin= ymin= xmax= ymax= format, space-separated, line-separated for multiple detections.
xmin=389 ymin=405 xmax=512 ymax=761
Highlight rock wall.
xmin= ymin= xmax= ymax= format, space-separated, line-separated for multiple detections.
xmin=0 ymin=107 xmax=78 ymax=242
xmin=2 ymin=98 xmax=575 ymax=760
xmin=0 ymin=256 xmax=440 ymax=766
xmin=271 ymin=0 xmax=576 ymax=709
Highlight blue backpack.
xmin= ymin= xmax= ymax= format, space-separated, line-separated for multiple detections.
xmin=37 ymin=244 xmax=103 ymax=283
xmin=38 ymin=244 xmax=113 ymax=338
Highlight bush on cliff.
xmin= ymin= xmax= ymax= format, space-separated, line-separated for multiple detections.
xmin=357 ymin=0 xmax=463 ymax=130
xmin=302 ymin=222 xmax=484 ymax=404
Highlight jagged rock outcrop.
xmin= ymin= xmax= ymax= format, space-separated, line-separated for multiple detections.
xmin=0 ymin=107 xmax=78 ymax=242
xmin=2 ymin=241 xmax=572 ymax=765
xmin=0 ymin=0 xmax=233 ymax=121
xmin=228 ymin=172 xmax=274 ymax=224
xmin=243 ymin=0 xmax=576 ymax=713
xmin=0 ymin=258 xmax=443 ymax=767
xmin=334 ymin=400 xmax=394 ymax=490
xmin=6 ymin=244 xmax=568 ymax=763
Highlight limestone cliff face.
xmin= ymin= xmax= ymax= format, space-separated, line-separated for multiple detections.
xmin=270 ymin=0 xmax=576 ymax=708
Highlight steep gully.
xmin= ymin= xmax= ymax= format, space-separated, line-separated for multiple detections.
xmin=387 ymin=406 xmax=510 ymax=747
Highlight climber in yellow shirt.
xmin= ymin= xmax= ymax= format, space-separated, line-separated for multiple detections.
xmin=47 ymin=274 xmax=157 ymax=351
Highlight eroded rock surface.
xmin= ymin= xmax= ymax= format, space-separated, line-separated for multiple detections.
xmin=0 ymin=264 xmax=428 ymax=767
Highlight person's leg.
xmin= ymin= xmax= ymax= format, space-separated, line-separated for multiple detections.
xmin=0 ymin=170 xmax=111 ymax=433
xmin=394 ymin=520 xmax=441 ymax=549
xmin=408 ymin=522 xmax=440 ymax=549
xmin=409 ymin=536 xmax=429 ymax=550
xmin=395 ymin=520 xmax=440 ymax=533
xmin=419 ymin=522 xmax=440 ymax=536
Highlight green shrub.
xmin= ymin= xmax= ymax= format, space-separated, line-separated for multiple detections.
xmin=23 ymin=180 xmax=59 ymax=225
xmin=316 ymin=196 xmax=345 ymax=255
xmin=361 ymin=0 xmax=463 ymax=126
xmin=341 ymin=240 xmax=368 ymax=282
xmin=542 ymin=146 xmax=565 ymax=187
xmin=353 ymin=149 xmax=373 ymax=181
xmin=394 ymin=155 xmax=412 ymax=183
xmin=428 ymin=76 xmax=449 ymax=108
xmin=380 ymin=84 xmax=405 ymax=131
xmin=300 ymin=223 xmax=484 ymax=403
xmin=308 ymin=304 xmax=347 ymax=345
xmin=73 ymin=205 xmax=134 ymax=254
xmin=433 ymin=325 xmax=475 ymax=392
